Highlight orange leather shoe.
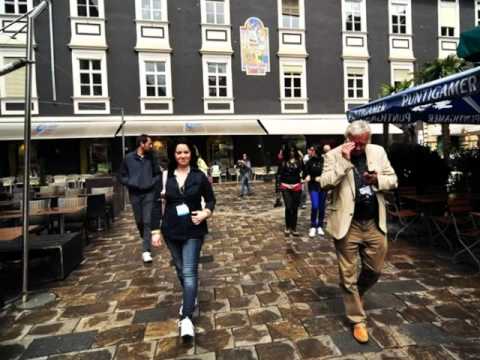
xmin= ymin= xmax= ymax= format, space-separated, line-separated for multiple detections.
xmin=353 ymin=323 xmax=369 ymax=344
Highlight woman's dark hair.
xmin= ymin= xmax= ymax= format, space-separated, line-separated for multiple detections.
xmin=167 ymin=137 xmax=199 ymax=174
xmin=282 ymin=144 xmax=301 ymax=166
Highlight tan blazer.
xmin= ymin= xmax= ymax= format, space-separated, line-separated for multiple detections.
xmin=318 ymin=144 xmax=398 ymax=240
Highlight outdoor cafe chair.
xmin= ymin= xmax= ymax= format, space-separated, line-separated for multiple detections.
xmin=91 ymin=187 xmax=114 ymax=223
xmin=385 ymin=191 xmax=419 ymax=242
xmin=446 ymin=202 xmax=480 ymax=271
xmin=23 ymin=199 xmax=51 ymax=231
xmin=210 ymin=165 xmax=222 ymax=183
xmin=252 ymin=167 xmax=267 ymax=181
xmin=58 ymin=197 xmax=88 ymax=241
xmin=227 ymin=167 xmax=238 ymax=182
xmin=1 ymin=177 xmax=15 ymax=193
xmin=87 ymin=193 xmax=108 ymax=232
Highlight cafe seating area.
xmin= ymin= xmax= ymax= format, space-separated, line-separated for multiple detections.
xmin=0 ymin=174 xmax=124 ymax=304
xmin=387 ymin=186 xmax=480 ymax=271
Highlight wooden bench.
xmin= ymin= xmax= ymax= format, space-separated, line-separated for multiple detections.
xmin=0 ymin=232 xmax=84 ymax=280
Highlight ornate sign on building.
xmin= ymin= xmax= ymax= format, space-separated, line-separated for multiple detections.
xmin=240 ymin=17 xmax=270 ymax=76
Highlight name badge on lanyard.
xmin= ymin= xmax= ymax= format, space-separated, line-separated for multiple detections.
xmin=176 ymin=203 xmax=190 ymax=216
xmin=359 ymin=185 xmax=373 ymax=197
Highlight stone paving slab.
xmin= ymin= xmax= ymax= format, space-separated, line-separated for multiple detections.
xmin=1 ymin=183 xmax=480 ymax=359
xmin=20 ymin=331 xmax=97 ymax=359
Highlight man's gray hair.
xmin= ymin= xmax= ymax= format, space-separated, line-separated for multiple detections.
xmin=345 ymin=120 xmax=371 ymax=138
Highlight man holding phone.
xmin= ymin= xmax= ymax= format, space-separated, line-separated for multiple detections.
xmin=317 ymin=120 xmax=397 ymax=344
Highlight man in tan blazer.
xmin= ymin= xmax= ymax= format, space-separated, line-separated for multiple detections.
xmin=317 ymin=120 xmax=397 ymax=344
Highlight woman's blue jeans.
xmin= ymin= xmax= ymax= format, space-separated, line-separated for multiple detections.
xmin=165 ymin=237 xmax=204 ymax=319
xmin=309 ymin=190 xmax=327 ymax=228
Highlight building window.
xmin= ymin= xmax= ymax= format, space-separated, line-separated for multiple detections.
xmin=345 ymin=0 xmax=362 ymax=32
xmin=205 ymin=0 xmax=225 ymax=25
xmin=207 ymin=63 xmax=227 ymax=97
xmin=141 ymin=0 xmax=162 ymax=21
xmin=347 ymin=69 xmax=364 ymax=99
xmin=77 ymin=0 xmax=99 ymax=18
xmin=79 ymin=59 xmax=102 ymax=96
xmin=392 ymin=68 xmax=412 ymax=88
xmin=145 ymin=61 xmax=166 ymax=97
xmin=283 ymin=71 xmax=302 ymax=98
xmin=281 ymin=0 xmax=300 ymax=29
xmin=391 ymin=2 xmax=407 ymax=34
xmin=476 ymin=1 xmax=480 ymax=26
xmin=3 ymin=0 xmax=28 ymax=14
xmin=3 ymin=57 xmax=25 ymax=97
xmin=441 ymin=26 xmax=455 ymax=37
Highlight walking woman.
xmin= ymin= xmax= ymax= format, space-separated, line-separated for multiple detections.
xmin=304 ymin=145 xmax=327 ymax=237
xmin=277 ymin=145 xmax=304 ymax=236
xmin=151 ymin=138 xmax=216 ymax=339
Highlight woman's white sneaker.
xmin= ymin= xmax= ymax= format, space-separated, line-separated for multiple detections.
xmin=317 ymin=227 xmax=325 ymax=236
xmin=142 ymin=252 xmax=153 ymax=263
xmin=180 ymin=317 xmax=195 ymax=339
xmin=308 ymin=227 xmax=316 ymax=237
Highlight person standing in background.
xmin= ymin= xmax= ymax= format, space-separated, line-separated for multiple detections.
xmin=238 ymin=153 xmax=252 ymax=197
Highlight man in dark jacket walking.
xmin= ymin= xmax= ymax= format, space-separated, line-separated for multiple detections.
xmin=119 ymin=134 xmax=159 ymax=263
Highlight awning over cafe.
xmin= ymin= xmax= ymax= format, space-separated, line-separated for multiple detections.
xmin=259 ymin=118 xmax=402 ymax=135
xmin=457 ymin=26 xmax=480 ymax=62
xmin=123 ymin=119 xmax=266 ymax=136
xmin=0 ymin=119 xmax=121 ymax=140
xmin=347 ymin=66 xmax=480 ymax=124
xmin=0 ymin=116 xmax=403 ymax=140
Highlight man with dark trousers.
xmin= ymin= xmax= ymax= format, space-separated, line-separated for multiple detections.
xmin=119 ymin=134 xmax=159 ymax=263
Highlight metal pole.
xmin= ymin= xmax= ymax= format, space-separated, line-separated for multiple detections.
xmin=121 ymin=109 xmax=127 ymax=210
xmin=21 ymin=15 xmax=34 ymax=304
xmin=47 ymin=0 xmax=56 ymax=101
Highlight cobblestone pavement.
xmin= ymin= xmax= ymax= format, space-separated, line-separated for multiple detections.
xmin=1 ymin=182 xmax=480 ymax=359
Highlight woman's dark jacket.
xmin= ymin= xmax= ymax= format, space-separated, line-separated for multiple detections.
xmin=151 ymin=168 xmax=215 ymax=240
xmin=303 ymin=156 xmax=324 ymax=192
xmin=277 ymin=159 xmax=303 ymax=185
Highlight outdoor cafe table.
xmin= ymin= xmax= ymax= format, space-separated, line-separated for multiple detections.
xmin=399 ymin=193 xmax=452 ymax=250
xmin=0 ymin=225 xmax=39 ymax=241
xmin=0 ymin=207 xmax=86 ymax=235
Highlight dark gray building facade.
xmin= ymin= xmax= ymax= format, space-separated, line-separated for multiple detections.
xmin=0 ymin=0 xmax=477 ymax=175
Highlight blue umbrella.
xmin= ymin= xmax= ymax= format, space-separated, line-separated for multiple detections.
xmin=347 ymin=66 xmax=480 ymax=124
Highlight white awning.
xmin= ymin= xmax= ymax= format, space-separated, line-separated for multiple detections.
xmin=123 ymin=119 xmax=266 ymax=136
xmin=0 ymin=121 xmax=121 ymax=140
xmin=0 ymin=116 xmax=403 ymax=140
xmin=259 ymin=119 xmax=403 ymax=135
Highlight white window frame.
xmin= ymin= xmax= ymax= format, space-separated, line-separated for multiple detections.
xmin=71 ymin=50 xmax=109 ymax=114
xmin=1 ymin=0 xmax=31 ymax=15
xmin=202 ymin=55 xmax=233 ymax=114
xmin=138 ymin=52 xmax=173 ymax=114
xmin=440 ymin=26 xmax=455 ymax=37
xmin=343 ymin=61 xmax=369 ymax=110
xmin=279 ymin=59 xmax=307 ymax=113
xmin=389 ymin=0 xmax=412 ymax=35
xmin=205 ymin=61 xmax=229 ymax=98
xmin=201 ymin=0 xmax=230 ymax=26
xmin=342 ymin=0 xmax=366 ymax=33
xmin=437 ymin=0 xmax=459 ymax=38
xmin=0 ymin=49 xmax=38 ymax=115
xmin=477 ymin=1 xmax=480 ymax=27
xmin=135 ymin=0 xmax=167 ymax=22
xmin=69 ymin=0 xmax=104 ymax=18
xmin=390 ymin=62 xmax=414 ymax=88
xmin=277 ymin=0 xmax=305 ymax=30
